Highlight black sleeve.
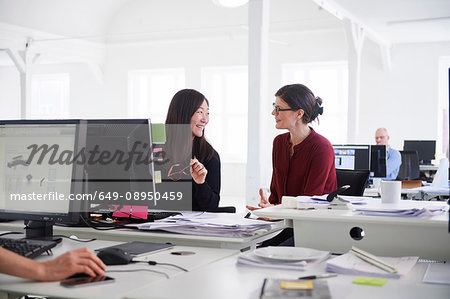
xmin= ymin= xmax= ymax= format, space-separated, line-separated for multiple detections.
xmin=192 ymin=151 xmax=221 ymax=211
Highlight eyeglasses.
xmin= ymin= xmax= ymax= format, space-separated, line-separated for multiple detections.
xmin=167 ymin=164 xmax=191 ymax=181
xmin=272 ymin=103 xmax=297 ymax=116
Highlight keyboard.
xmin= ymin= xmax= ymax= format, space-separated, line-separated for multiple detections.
xmin=0 ymin=238 xmax=57 ymax=259
xmin=147 ymin=211 xmax=182 ymax=221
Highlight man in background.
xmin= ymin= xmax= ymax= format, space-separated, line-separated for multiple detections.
xmin=375 ymin=128 xmax=402 ymax=180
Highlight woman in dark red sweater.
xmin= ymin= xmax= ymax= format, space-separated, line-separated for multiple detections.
xmin=247 ymin=84 xmax=336 ymax=244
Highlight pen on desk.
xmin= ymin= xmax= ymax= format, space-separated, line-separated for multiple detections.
xmin=244 ymin=212 xmax=251 ymax=218
xmin=350 ymin=246 xmax=397 ymax=273
xmin=298 ymin=273 xmax=337 ymax=280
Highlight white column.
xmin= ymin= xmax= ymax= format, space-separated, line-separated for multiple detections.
xmin=6 ymin=47 xmax=31 ymax=119
xmin=344 ymin=18 xmax=365 ymax=144
xmin=246 ymin=0 xmax=269 ymax=205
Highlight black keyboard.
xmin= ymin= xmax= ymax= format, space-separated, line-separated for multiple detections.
xmin=147 ymin=211 xmax=182 ymax=221
xmin=0 ymin=238 xmax=57 ymax=259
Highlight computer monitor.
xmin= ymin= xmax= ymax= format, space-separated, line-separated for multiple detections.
xmin=403 ymin=140 xmax=436 ymax=165
xmin=0 ymin=120 xmax=83 ymax=239
xmin=333 ymin=145 xmax=370 ymax=171
xmin=82 ymin=119 xmax=157 ymax=216
xmin=370 ymin=145 xmax=387 ymax=178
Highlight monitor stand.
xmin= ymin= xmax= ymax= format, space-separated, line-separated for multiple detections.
xmin=24 ymin=220 xmax=62 ymax=243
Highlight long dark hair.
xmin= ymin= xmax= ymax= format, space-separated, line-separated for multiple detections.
xmin=165 ymin=89 xmax=215 ymax=163
xmin=275 ymin=84 xmax=323 ymax=124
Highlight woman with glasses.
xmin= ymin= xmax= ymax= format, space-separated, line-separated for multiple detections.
xmin=164 ymin=89 xmax=221 ymax=211
xmin=247 ymin=84 xmax=337 ymax=245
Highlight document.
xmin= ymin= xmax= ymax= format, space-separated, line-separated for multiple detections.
xmin=325 ymin=252 xmax=418 ymax=279
xmin=354 ymin=202 xmax=447 ymax=217
xmin=135 ymin=212 xmax=277 ymax=237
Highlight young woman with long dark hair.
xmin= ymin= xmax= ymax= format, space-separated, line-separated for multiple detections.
xmin=165 ymin=89 xmax=221 ymax=211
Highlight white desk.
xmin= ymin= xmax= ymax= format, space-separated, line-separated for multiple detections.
xmin=124 ymin=253 xmax=450 ymax=299
xmin=0 ymin=237 xmax=238 ymax=299
xmin=253 ymin=201 xmax=450 ymax=261
xmin=0 ymin=219 xmax=285 ymax=252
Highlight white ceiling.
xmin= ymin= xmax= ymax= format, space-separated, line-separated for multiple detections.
xmin=0 ymin=0 xmax=449 ymax=65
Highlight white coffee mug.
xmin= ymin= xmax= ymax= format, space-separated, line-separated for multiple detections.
xmin=380 ymin=180 xmax=401 ymax=204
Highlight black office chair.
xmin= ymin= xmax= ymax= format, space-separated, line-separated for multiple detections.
xmin=213 ymin=206 xmax=236 ymax=213
xmin=335 ymin=169 xmax=371 ymax=196
xmin=396 ymin=150 xmax=420 ymax=180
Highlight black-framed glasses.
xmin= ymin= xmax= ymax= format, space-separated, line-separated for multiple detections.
xmin=272 ymin=103 xmax=297 ymax=115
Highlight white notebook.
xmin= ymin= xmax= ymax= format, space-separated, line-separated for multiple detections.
xmin=423 ymin=263 xmax=450 ymax=285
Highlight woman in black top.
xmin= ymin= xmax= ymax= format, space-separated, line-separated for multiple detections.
xmin=165 ymin=89 xmax=221 ymax=211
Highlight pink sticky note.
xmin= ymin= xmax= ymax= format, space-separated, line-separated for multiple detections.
xmin=131 ymin=205 xmax=148 ymax=220
xmin=112 ymin=205 xmax=131 ymax=218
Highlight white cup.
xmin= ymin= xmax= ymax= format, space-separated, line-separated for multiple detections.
xmin=281 ymin=196 xmax=298 ymax=209
xmin=380 ymin=180 xmax=401 ymax=204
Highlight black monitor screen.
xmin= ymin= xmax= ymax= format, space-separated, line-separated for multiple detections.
xmin=403 ymin=140 xmax=436 ymax=165
xmin=83 ymin=119 xmax=156 ymax=213
xmin=333 ymin=145 xmax=370 ymax=171
xmin=370 ymin=145 xmax=387 ymax=177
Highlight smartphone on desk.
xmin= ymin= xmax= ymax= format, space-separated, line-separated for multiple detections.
xmin=60 ymin=274 xmax=115 ymax=288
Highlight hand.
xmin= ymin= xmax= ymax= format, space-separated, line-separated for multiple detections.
xmin=245 ymin=189 xmax=274 ymax=211
xmin=190 ymin=158 xmax=207 ymax=184
xmin=258 ymin=188 xmax=274 ymax=208
xmin=38 ymin=248 xmax=106 ymax=282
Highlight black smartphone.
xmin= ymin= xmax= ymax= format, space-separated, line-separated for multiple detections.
xmin=60 ymin=275 xmax=115 ymax=288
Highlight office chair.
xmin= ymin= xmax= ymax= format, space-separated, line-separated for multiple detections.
xmin=396 ymin=150 xmax=420 ymax=180
xmin=212 ymin=206 xmax=236 ymax=213
xmin=335 ymin=169 xmax=371 ymax=196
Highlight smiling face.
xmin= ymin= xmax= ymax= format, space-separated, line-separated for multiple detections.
xmin=272 ymin=96 xmax=302 ymax=130
xmin=191 ymin=99 xmax=209 ymax=138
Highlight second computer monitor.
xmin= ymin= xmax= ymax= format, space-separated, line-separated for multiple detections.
xmin=403 ymin=140 xmax=436 ymax=165
xmin=370 ymin=145 xmax=387 ymax=178
xmin=333 ymin=144 xmax=387 ymax=178
xmin=333 ymin=145 xmax=370 ymax=171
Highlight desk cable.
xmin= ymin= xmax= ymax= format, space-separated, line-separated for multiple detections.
xmin=146 ymin=261 xmax=188 ymax=272
xmin=53 ymin=234 xmax=97 ymax=243
xmin=80 ymin=214 xmax=128 ymax=230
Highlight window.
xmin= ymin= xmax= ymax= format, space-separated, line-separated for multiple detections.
xmin=128 ymin=68 xmax=185 ymax=122
xmin=30 ymin=73 xmax=70 ymax=119
xmin=282 ymin=62 xmax=348 ymax=144
xmin=201 ymin=66 xmax=248 ymax=163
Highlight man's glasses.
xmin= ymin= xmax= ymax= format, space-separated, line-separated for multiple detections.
xmin=167 ymin=164 xmax=191 ymax=181
xmin=272 ymin=103 xmax=297 ymax=116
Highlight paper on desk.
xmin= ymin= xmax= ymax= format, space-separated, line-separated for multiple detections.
xmin=354 ymin=202 xmax=447 ymax=217
xmin=237 ymin=250 xmax=330 ymax=271
xmin=136 ymin=212 xmax=276 ymax=237
xmin=422 ymin=263 xmax=450 ymax=285
xmin=284 ymin=195 xmax=372 ymax=209
xmin=326 ymin=252 xmax=418 ymax=279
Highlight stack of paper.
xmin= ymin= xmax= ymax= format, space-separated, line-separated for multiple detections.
xmin=237 ymin=247 xmax=331 ymax=271
xmin=283 ymin=195 xmax=372 ymax=209
xmin=326 ymin=252 xmax=418 ymax=278
xmin=136 ymin=212 xmax=276 ymax=237
xmin=354 ymin=205 xmax=447 ymax=217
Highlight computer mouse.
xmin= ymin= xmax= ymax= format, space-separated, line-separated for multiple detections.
xmin=97 ymin=247 xmax=133 ymax=265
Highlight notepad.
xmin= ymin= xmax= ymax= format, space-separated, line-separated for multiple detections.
xmin=422 ymin=263 xmax=450 ymax=285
